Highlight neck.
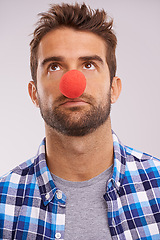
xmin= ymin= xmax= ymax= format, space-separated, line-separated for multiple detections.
xmin=45 ymin=118 xmax=114 ymax=181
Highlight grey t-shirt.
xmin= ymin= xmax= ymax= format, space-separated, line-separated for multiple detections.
xmin=51 ymin=165 xmax=113 ymax=240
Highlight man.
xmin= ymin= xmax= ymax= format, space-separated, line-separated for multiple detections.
xmin=0 ymin=3 xmax=160 ymax=240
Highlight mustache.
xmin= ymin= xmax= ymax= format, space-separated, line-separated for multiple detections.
xmin=54 ymin=93 xmax=96 ymax=106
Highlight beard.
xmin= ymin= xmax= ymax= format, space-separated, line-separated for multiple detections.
xmin=38 ymin=92 xmax=111 ymax=137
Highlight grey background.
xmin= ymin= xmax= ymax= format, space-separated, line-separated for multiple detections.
xmin=0 ymin=0 xmax=160 ymax=176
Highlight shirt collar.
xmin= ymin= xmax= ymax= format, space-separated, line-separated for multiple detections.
xmin=108 ymin=131 xmax=127 ymax=192
xmin=34 ymin=131 xmax=127 ymax=204
xmin=34 ymin=139 xmax=66 ymax=206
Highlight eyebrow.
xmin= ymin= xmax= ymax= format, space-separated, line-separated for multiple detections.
xmin=41 ymin=56 xmax=65 ymax=67
xmin=41 ymin=55 xmax=104 ymax=67
xmin=78 ymin=55 xmax=104 ymax=65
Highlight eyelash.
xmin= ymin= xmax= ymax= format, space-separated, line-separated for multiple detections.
xmin=47 ymin=62 xmax=61 ymax=72
xmin=47 ymin=61 xmax=98 ymax=72
xmin=83 ymin=61 xmax=97 ymax=69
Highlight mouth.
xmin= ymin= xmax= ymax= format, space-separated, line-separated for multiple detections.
xmin=59 ymin=98 xmax=89 ymax=108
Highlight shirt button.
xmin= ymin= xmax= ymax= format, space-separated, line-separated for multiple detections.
xmin=45 ymin=193 xmax=50 ymax=200
xmin=55 ymin=232 xmax=61 ymax=239
xmin=56 ymin=190 xmax=62 ymax=200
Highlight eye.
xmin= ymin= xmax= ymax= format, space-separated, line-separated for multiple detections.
xmin=48 ymin=63 xmax=61 ymax=72
xmin=83 ymin=62 xmax=96 ymax=70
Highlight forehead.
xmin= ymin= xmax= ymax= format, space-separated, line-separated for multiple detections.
xmin=37 ymin=27 xmax=107 ymax=61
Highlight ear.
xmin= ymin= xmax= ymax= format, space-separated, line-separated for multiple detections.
xmin=28 ymin=81 xmax=39 ymax=107
xmin=111 ymin=77 xmax=122 ymax=104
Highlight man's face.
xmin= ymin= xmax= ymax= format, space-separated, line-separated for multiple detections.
xmin=35 ymin=27 xmax=113 ymax=136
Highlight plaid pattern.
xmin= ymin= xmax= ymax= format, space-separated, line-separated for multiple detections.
xmin=0 ymin=132 xmax=160 ymax=239
xmin=104 ymin=133 xmax=160 ymax=239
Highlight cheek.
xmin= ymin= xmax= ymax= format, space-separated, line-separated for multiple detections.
xmin=47 ymin=71 xmax=64 ymax=81
xmin=37 ymin=82 xmax=60 ymax=107
xmin=37 ymin=69 xmax=62 ymax=97
xmin=37 ymin=67 xmax=63 ymax=98
xmin=84 ymin=72 xmax=110 ymax=98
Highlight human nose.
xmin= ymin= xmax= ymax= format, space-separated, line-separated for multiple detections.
xmin=59 ymin=70 xmax=86 ymax=98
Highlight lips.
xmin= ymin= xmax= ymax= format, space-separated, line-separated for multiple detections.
xmin=59 ymin=98 xmax=88 ymax=107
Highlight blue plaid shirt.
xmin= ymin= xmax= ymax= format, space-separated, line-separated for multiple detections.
xmin=0 ymin=132 xmax=160 ymax=239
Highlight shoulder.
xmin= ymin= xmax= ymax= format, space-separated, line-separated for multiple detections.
xmin=0 ymin=158 xmax=35 ymax=196
xmin=0 ymin=158 xmax=36 ymax=235
xmin=124 ymin=145 xmax=160 ymax=175
xmin=0 ymin=138 xmax=46 ymax=184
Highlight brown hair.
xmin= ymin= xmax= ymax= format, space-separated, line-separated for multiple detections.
xmin=30 ymin=3 xmax=117 ymax=84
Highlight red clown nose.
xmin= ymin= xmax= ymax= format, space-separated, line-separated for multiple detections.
xmin=59 ymin=70 xmax=86 ymax=98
